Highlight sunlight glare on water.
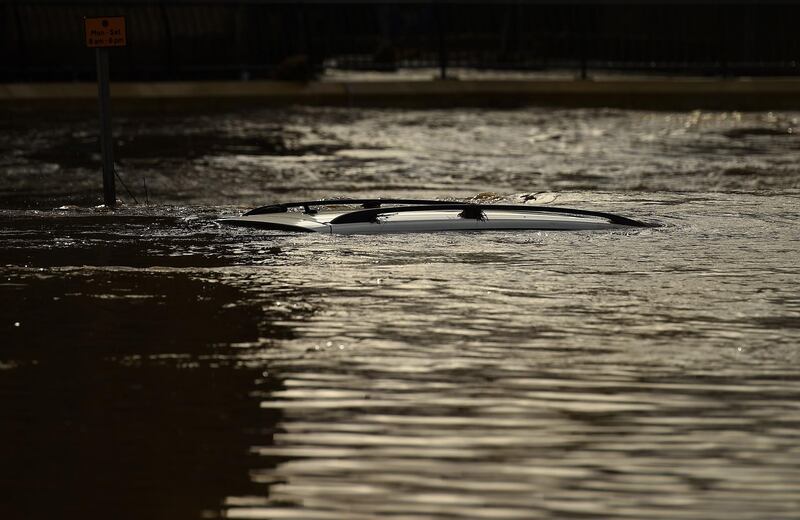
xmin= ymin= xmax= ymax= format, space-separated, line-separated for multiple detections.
xmin=0 ymin=107 xmax=799 ymax=519
xmin=216 ymin=197 xmax=800 ymax=519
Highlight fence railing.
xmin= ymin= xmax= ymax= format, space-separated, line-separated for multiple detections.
xmin=2 ymin=2 xmax=799 ymax=82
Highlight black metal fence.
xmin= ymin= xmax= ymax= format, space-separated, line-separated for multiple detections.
xmin=2 ymin=2 xmax=800 ymax=82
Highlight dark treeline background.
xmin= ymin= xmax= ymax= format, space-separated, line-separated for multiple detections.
xmin=2 ymin=1 xmax=800 ymax=81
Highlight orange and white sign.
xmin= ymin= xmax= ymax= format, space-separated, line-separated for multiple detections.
xmin=85 ymin=16 xmax=126 ymax=48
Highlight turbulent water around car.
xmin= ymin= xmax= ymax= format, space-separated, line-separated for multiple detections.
xmin=1 ymin=107 xmax=799 ymax=519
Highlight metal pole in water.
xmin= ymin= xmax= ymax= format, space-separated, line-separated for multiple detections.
xmin=95 ymin=47 xmax=116 ymax=207
xmin=86 ymin=15 xmax=126 ymax=207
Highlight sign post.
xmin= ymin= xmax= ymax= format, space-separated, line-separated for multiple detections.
xmin=84 ymin=16 xmax=126 ymax=207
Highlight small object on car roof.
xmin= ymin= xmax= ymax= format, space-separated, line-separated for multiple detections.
xmin=219 ymin=198 xmax=651 ymax=235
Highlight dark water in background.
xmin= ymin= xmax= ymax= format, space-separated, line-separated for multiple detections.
xmin=1 ymin=107 xmax=799 ymax=519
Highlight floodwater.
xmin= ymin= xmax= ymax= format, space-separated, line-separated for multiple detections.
xmin=1 ymin=107 xmax=799 ymax=519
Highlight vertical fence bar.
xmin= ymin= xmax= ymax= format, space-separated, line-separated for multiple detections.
xmin=720 ymin=4 xmax=729 ymax=77
xmin=578 ymin=6 xmax=588 ymax=80
xmin=235 ymin=3 xmax=248 ymax=79
xmin=159 ymin=2 xmax=174 ymax=78
xmin=433 ymin=1 xmax=448 ymax=79
xmin=12 ymin=2 xmax=27 ymax=78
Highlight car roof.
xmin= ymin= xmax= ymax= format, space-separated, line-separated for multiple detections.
xmin=243 ymin=198 xmax=649 ymax=228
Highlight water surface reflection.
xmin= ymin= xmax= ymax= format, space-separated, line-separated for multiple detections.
xmin=2 ymin=105 xmax=800 ymax=519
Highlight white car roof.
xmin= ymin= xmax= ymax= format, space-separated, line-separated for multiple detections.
xmin=220 ymin=199 xmax=650 ymax=235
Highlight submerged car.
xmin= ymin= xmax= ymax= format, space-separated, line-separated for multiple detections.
xmin=220 ymin=198 xmax=650 ymax=235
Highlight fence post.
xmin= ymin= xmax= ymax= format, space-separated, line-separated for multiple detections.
xmin=579 ymin=6 xmax=588 ymax=80
xmin=720 ymin=5 xmax=729 ymax=78
xmin=159 ymin=3 xmax=174 ymax=78
xmin=433 ymin=1 xmax=448 ymax=79
xmin=12 ymin=2 xmax=27 ymax=78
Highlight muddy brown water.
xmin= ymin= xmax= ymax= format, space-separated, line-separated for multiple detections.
xmin=1 ymin=107 xmax=799 ymax=519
